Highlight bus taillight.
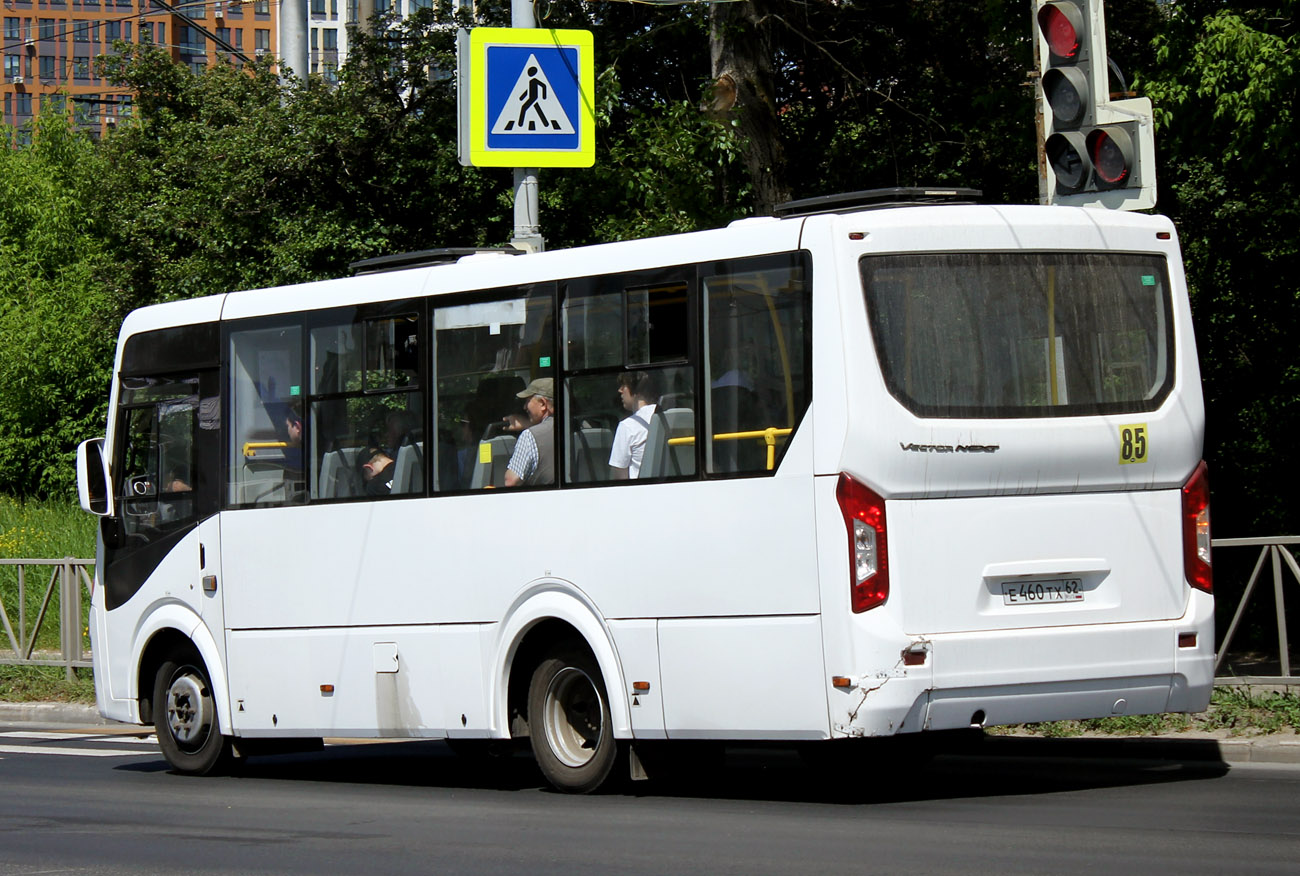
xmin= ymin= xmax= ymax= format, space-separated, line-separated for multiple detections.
xmin=836 ymin=473 xmax=889 ymax=612
xmin=1182 ymin=460 xmax=1212 ymax=594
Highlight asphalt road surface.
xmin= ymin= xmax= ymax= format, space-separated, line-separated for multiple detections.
xmin=2 ymin=726 xmax=1298 ymax=875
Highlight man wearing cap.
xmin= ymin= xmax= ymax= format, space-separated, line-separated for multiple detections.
xmin=504 ymin=377 xmax=556 ymax=487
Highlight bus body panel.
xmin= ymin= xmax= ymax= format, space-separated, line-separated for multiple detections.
xmin=218 ymin=476 xmax=820 ymax=633
xmin=888 ymin=489 xmax=1187 ymax=635
xmin=218 ymin=219 xmax=804 ymax=322
xmin=607 ymin=619 xmax=666 ymax=739
xmin=657 ymin=615 xmax=828 ymax=740
xmin=226 ymin=625 xmax=447 ymax=738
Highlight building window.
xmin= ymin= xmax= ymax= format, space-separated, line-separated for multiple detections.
xmin=17 ymin=93 xmax=31 ymax=115
xmin=73 ymin=21 xmax=90 ymax=42
xmin=311 ymin=0 xmax=324 ymax=13
xmin=106 ymin=20 xmax=120 ymax=40
xmin=4 ymin=18 xmax=19 ymax=40
xmin=38 ymin=18 xmax=55 ymax=40
xmin=217 ymin=26 xmax=231 ymax=46
xmin=322 ymin=28 xmax=337 ymax=51
xmin=254 ymin=0 xmax=269 ymax=13
xmin=4 ymin=54 xmax=18 ymax=80
xmin=234 ymin=29 xmax=242 ymax=49
xmin=39 ymin=55 xmax=55 ymax=80
xmin=310 ymin=27 xmax=317 ymax=51
xmin=254 ymin=28 xmax=269 ymax=53
xmin=73 ymin=56 xmax=90 ymax=79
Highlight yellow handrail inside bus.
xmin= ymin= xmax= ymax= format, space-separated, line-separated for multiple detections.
xmin=243 ymin=441 xmax=288 ymax=458
xmin=668 ymin=427 xmax=793 ymax=471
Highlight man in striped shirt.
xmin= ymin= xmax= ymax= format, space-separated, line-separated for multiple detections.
xmin=504 ymin=378 xmax=556 ymax=487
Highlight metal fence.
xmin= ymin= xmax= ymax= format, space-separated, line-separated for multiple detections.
xmin=1213 ymin=536 xmax=1300 ymax=686
xmin=2 ymin=542 xmax=1297 ymax=686
xmin=0 ymin=559 xmax=94 ymax=679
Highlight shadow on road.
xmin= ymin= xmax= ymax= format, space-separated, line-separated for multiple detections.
xmin=115 ymin=733 xmax=1232 ymax=805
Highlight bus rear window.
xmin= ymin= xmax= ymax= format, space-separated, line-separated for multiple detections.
xmin=861 ymin=252 xmax=1173 ymax=418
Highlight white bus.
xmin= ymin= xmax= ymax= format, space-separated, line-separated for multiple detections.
xmin=77 ymin=189 xmax=1214 ymax=792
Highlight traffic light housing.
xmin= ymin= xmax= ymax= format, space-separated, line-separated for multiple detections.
xmin=1035 ymin=0 xmax=1155 ymax=210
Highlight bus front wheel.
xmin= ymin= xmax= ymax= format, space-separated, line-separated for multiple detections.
xmin=152 ymin=650 xmax=232 ymax=775
xmin=527 ymin=651 xmax=619 ymax=793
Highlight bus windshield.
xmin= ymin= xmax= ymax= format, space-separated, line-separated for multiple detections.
xmin=861 ymin=251 xmax=1173 ymax=418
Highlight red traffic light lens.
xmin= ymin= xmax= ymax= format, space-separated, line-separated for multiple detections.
xmin=1038 ymin=3 xmax=1083 ymax=63
xmin=1087 ymin=126 xmax=1135 ymax=187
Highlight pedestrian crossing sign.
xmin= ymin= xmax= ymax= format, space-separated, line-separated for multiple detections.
xmin=459 ymin=28 xmax=595 ymax=168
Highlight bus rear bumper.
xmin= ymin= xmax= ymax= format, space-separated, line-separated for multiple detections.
xmin=834 ymin=589 xmax=1214 ymax=737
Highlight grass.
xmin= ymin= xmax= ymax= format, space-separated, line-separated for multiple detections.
xmin=1 ymin=495 xmax=97 ymax=663
xmin=0 ymin=664 xmax=96 ymax=703
xmin=998 ymin=687 xmax=1300 ymax=738
xmin=0 ymin=495 xmax=97 ymax=560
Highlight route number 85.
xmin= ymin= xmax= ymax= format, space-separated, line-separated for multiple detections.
xmin=1119 ymin=424 xmax=1149 ymax=464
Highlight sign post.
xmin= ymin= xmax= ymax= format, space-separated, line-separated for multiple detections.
xmin=458 ymin=11 xmax=595 ymax=253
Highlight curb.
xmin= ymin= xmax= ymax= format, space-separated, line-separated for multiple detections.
xmin=3 ymin=702 xmax=1297 ymax=765
xmin=979 ymin=733 xmax=1300 ymax=766
xmin=0 ymin=702 xmax=111 ymax=727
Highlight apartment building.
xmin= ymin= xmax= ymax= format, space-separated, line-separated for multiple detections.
xmin=2 ymin=0 xmax=280 ymax=139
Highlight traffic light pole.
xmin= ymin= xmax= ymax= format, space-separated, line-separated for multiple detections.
xmin=1030 ymin=13 xmax=1050 ymax=206
xmin=511 ymin=0 xmax=545 ymax=253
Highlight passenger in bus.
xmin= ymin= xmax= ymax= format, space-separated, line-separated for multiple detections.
xmin=358 ymin=446 xmax=397 ymax=496
xmin=382 ymin=409 xmax=415 ymax=458
xmin=609 ymin=371 xmax=659 ymax=479
xmin=282 ymin=402 xmax=305 ymax=474
xmin=503 ymin=378 xmax=555 ymax=487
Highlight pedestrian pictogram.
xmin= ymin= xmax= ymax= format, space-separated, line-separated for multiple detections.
xmin=458 ymin=27 xmax=595 ymax=168
xmin=491 ymin=56 xmax=576 ymax=135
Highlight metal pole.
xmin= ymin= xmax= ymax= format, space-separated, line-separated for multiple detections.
xmin=280 ymin=0 xmax=309 ymax=84
xmin=1272 ymin=546 xmax=1291 ymax=677
xmin=511 ymin=0 xmax=544 ymax=252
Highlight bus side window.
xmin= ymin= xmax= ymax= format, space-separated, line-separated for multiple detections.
xmin=431 ymin=286 xmax=555 ymax=492
xmin=702 ymin=254 xmax=811 ymax=476
xmin=562 ymin=272 xmax=695 ymax=485
xmin=227 ymin=323 xmax=306 ymax=507
xmin=309 ymin=312 xmax=422 ymax=500
xmin=116 ymin=377 xmax=202 ymax=540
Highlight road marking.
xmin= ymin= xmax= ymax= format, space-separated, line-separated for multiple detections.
xmin=0 ymin=744 xmax=148 ymax=757
xmin=0 ymin=731 xmax=156 ymax=744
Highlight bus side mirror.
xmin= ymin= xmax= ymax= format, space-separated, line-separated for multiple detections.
xmin=77 ymin=438 xmax=115 ymax=517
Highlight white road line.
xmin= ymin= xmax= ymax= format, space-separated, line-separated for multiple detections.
xmin=0 ymin=731 xmax=157 ymax=745
xmin=0 ymin=744 xmax=150 ymax=758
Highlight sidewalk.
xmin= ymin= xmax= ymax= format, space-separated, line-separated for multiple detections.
xmin=3 ymin=701 xmax=1298 ymax=765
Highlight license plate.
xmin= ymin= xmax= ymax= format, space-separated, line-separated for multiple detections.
xmin=1002 ymin=578 xmax=1084 ymax=605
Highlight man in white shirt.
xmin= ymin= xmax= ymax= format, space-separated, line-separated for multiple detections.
xmin=608 ymin=371 xmax=659 ymax=479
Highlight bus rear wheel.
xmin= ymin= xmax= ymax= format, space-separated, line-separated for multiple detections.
xmin=152 ymin=650 xmax=232 ymax=775
xmin=527 ymin=651 xmax=618 ymax=793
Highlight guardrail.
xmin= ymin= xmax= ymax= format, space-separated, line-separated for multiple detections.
xmin=0 ymin=559 xmax=94 ymax=679
xmin=2 ymin=543 xmax=1296 ymax=686
xmin=1212 ymin=536 xmax=1299 ymax=685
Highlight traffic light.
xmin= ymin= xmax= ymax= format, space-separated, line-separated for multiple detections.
xmin=1034 ymin=0 xmax=1155 ymax=210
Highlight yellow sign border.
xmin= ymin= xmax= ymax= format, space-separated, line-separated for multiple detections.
xmin=467 ymin=27 xmax=595 ymax=168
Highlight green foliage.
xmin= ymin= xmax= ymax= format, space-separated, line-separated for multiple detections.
xmin=0 ymin=495 xmax=97 ymax=559
xmin=1139 ymin=2 xmax=1300 ymax=538
xmin=0 ymin=665 xmax=96 ymax=703
xmin=0 ymin=116 xmax=117 ymax=497
xmin=1008 ymin=687 xmax=1300 ymax=737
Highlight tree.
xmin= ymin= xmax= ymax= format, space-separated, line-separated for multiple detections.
xmin=0 ymin=116 xmax=116 ymax=496
xmin=1140 ymin=1 xmax=1300 ymax=536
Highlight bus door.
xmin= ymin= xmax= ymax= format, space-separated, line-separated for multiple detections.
xmin=99 ymin=327 xmax=224 ymax=679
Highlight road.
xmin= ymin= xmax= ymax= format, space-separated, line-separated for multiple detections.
xmin=2 ymin=726 xmax=1298 ymax=875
